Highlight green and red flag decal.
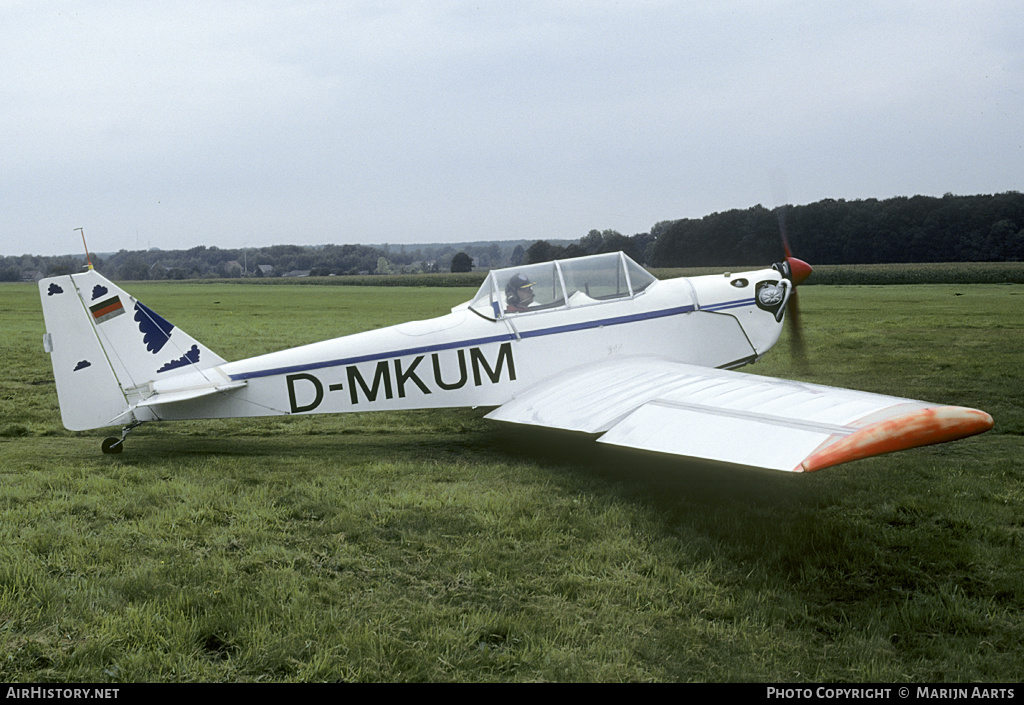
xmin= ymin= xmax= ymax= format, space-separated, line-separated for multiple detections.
xmin=90 ymin=296 xmax=125 ymax=324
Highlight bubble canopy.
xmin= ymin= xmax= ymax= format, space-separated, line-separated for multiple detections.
xmin=467 ymin=252 xmax=658 ymax=321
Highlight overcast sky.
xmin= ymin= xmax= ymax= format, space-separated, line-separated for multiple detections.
xmin=3 ymin=1 xmax=1022 ymax=257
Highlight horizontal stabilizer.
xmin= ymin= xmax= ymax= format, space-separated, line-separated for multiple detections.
xmin=486 ymin=357 xmax=992 ymax=472
xmin=135 ymin=381 xmax=247 ymax=408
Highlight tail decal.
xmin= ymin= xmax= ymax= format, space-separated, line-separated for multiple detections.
xmin=134 ymin=301 xmax=174 ymax=353
xmin=89 ymin=295 xmax=126 ymax=324
xmin=157 ymin=345 xmax=202 ymax=373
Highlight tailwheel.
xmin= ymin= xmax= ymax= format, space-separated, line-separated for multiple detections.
xmin=101 ymin=437 xmax=124 ymax=454
xmin=100 ymin=419 xmax=146 ymax=455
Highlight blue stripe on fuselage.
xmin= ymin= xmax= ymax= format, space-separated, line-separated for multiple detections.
xmin=703 ymin=298 xmax=755 ymax=312
xmin=226 ymin=300 xmax=750 ymax=381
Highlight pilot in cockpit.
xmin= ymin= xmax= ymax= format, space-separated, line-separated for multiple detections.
xmin=505 ymin=273 xmax=536 ymax=312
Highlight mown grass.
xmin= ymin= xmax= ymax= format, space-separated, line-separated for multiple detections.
xmin=0 ymin=276 xmax=1021 ymax=682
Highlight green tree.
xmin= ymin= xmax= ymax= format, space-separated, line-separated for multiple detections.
xmin=526 ymin=240 xmax=561 ymax=264
xmin=118 ymin=254 xmax=150 ymax=280
xmin=510 ymin=245 xmax=525 ymax=266
xmin=450 ymin=252 xmax=473 ymax=272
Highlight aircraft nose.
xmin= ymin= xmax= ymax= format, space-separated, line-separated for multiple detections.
xmin=786 ymin=257 xmax=812 ymax=285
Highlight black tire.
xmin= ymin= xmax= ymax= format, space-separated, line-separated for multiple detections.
xmin=101 ymin=437 xmax=123 ymax=454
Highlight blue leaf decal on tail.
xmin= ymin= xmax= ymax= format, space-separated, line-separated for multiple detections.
xmin=134 ymin=302 xmax=175 ymax=353
xmin=157 ymin=345 xmax=200 ymax=373
xmin=47 ymin=283 xmax=63 ymax=296
xmin=73 ymin=360 xmax=92 ymax=371
xmin=91 ymin=284 xmax=108 ymax=300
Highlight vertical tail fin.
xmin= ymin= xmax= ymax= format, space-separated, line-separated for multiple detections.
xmin=39 ymin=270 xmax=226 ymax=430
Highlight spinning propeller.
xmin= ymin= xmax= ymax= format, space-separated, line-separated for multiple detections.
xmin=775 ymin=206 xmax=812 ymax=368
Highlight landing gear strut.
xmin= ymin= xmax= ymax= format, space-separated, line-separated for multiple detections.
xmin=101 ymin=419 xmax=146 ymax=455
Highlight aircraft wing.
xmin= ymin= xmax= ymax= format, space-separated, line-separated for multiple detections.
xmin=484 ymin=357 xmax=992 ymax=472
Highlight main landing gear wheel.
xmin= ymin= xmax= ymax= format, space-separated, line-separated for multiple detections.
xmin=101 ymin=437 xmax=124 ymax=454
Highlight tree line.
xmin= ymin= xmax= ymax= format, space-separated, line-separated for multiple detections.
xmin=3 ymin=192 xmax=1021 ymax=281
xmin=525 ymin=192 xmax=1024 ymax=267
xmin=1 ymin=241 xmax=524 ymax=282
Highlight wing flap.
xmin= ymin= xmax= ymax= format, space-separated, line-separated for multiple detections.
xmin=486 ymin=357 xmax=992 ymax=472
xmin=596 ymin=399 xmax=848 ymax=471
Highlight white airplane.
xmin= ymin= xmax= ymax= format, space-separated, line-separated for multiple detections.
xmin=38 ymin=251 xmax=993 ymax=472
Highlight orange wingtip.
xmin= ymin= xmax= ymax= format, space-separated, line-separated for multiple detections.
xmin=797 ymin=406 xmax=994 ymax=472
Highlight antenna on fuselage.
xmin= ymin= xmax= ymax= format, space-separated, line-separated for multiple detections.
xmin=75 ymin=227 xmax=94 ymax=270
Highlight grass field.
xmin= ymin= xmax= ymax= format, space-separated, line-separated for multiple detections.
xmin=222 ymin=260 xmax=1024 ymax=288
xmin=0 ymin=277 xmax=1022 ymax=682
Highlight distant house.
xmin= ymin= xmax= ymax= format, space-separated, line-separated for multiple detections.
xmin=282 ymin=270 xmax=311 ymax=278
xmin=254 ymin=264 xmax=275 ymax=277
xmin=22 ymin=270 xmax=44 ymax=283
